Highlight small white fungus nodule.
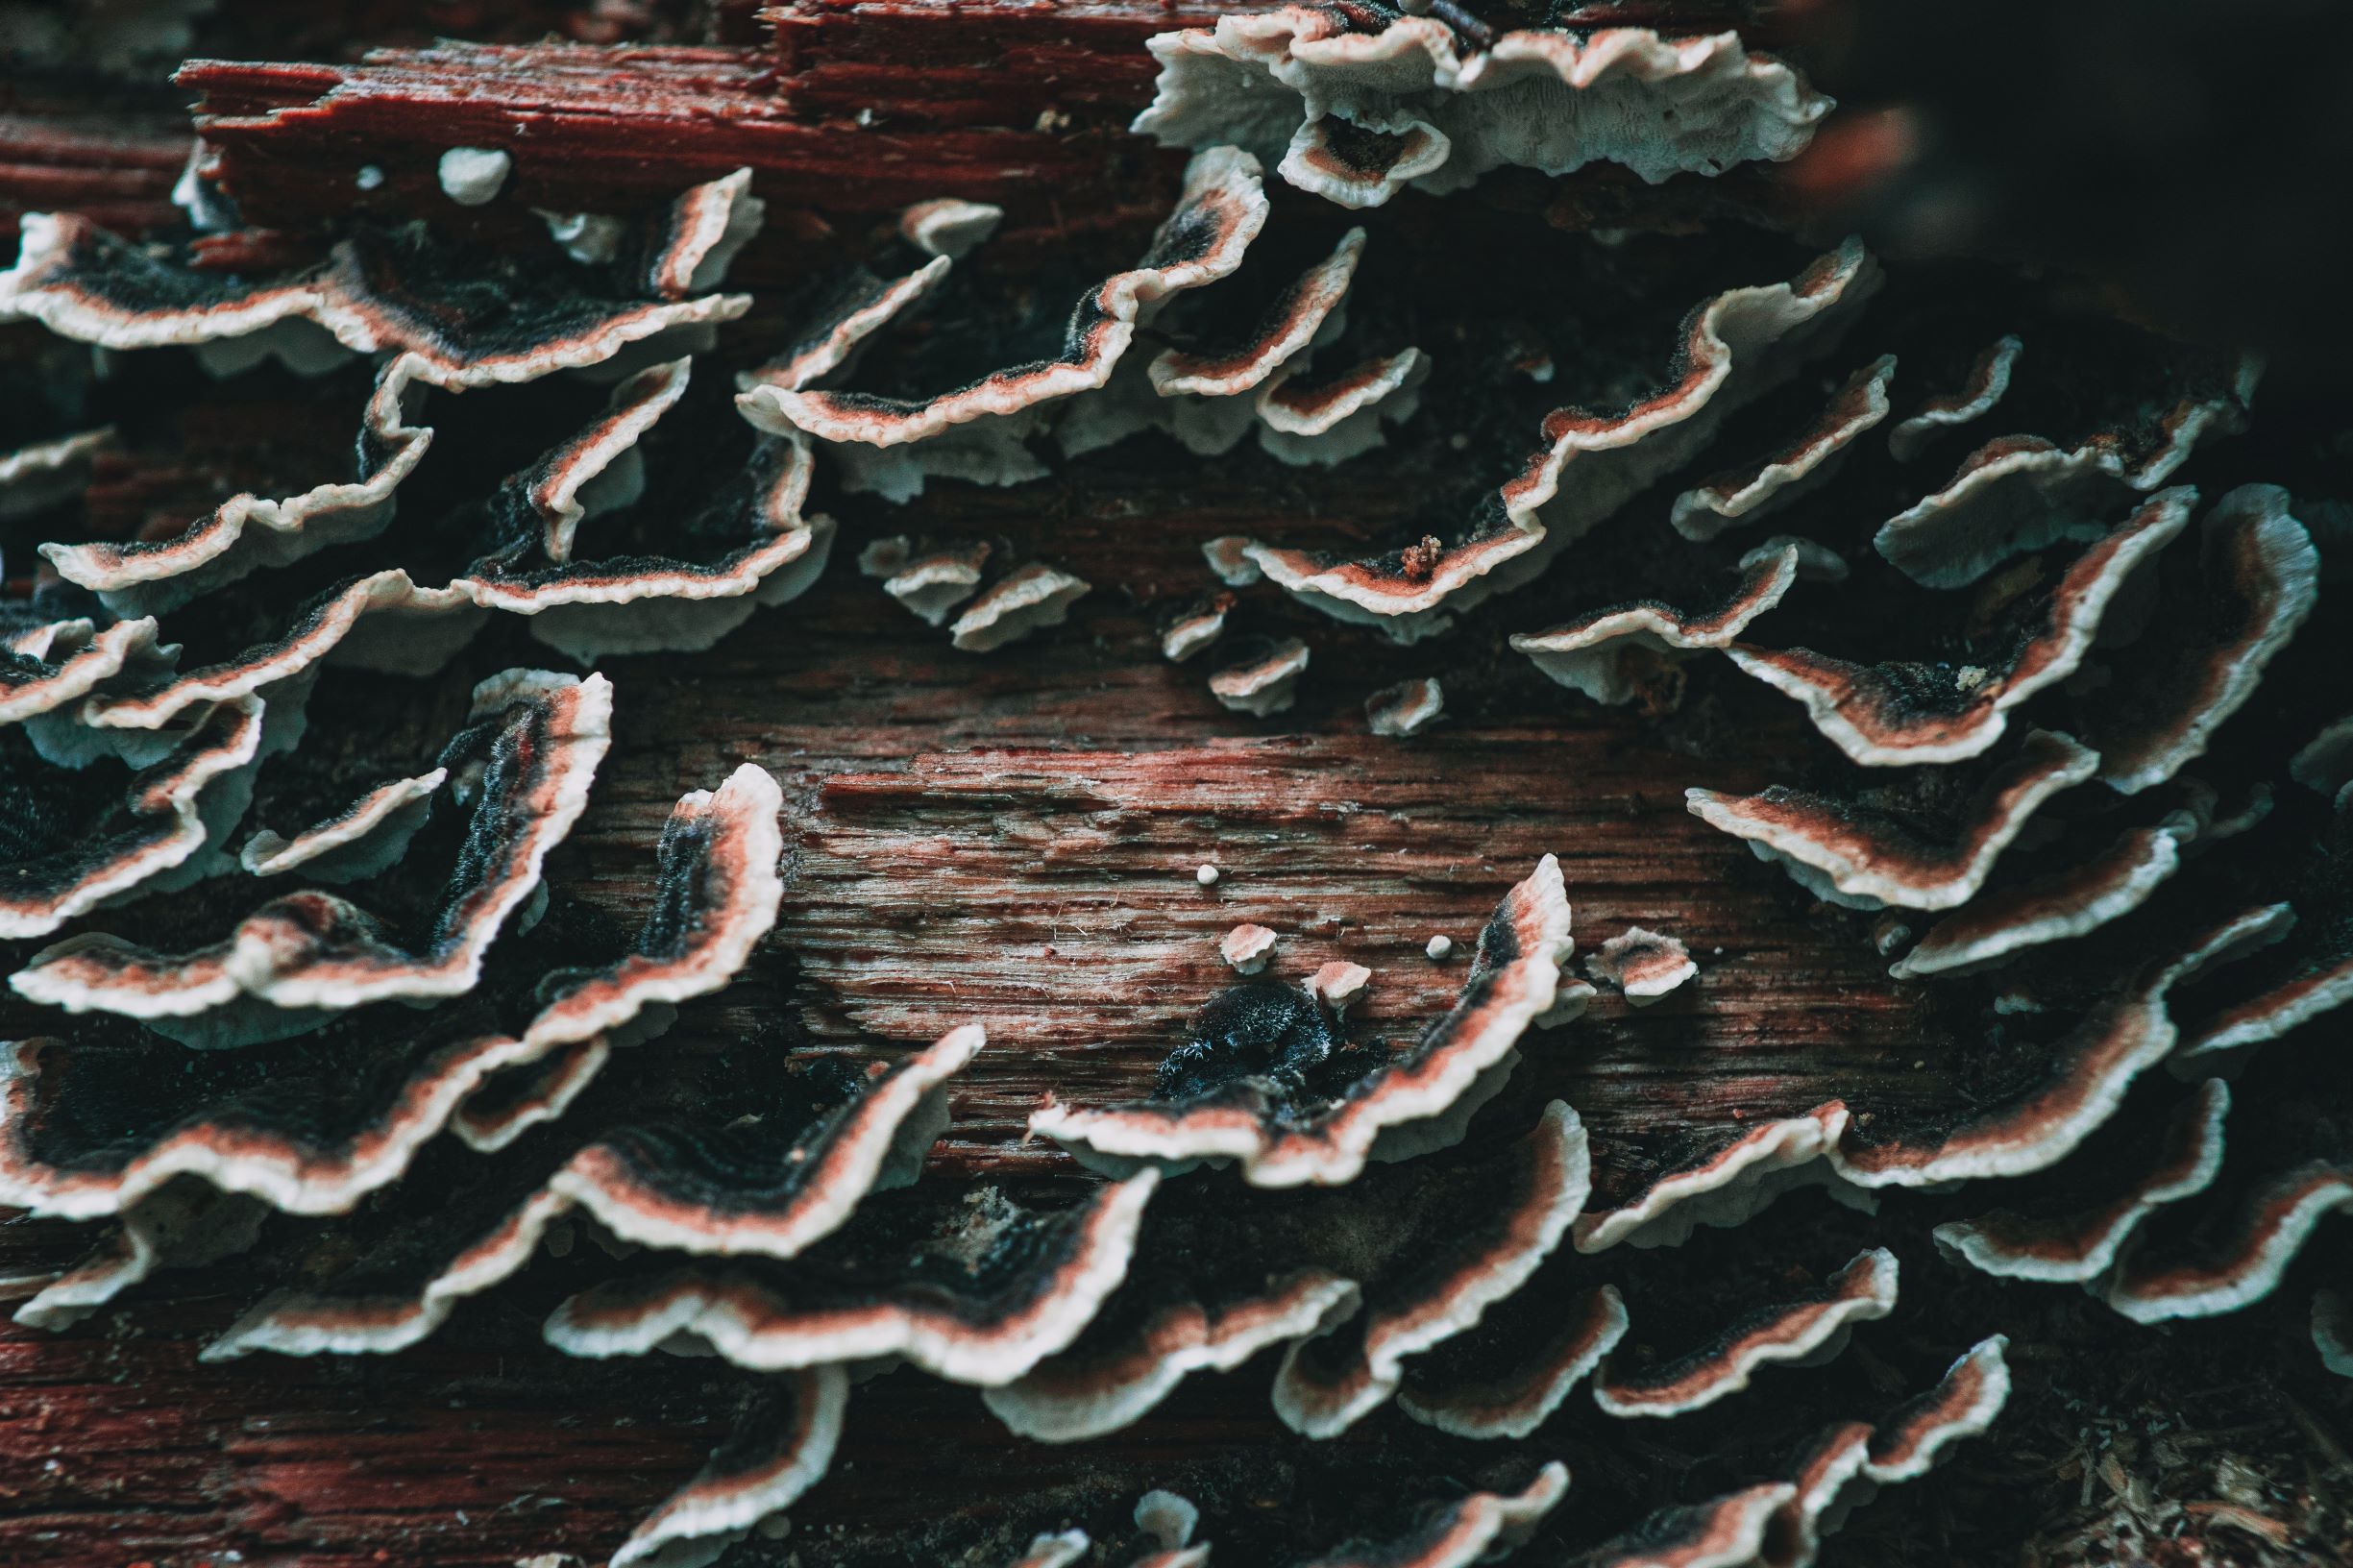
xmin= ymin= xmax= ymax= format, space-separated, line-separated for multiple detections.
xmin=1425 ymin=934 xmax=1453 ymax=961
xmin=1196 ymin=864 xmax=1219 ymax=887
xmin=437 ymin=146 xmax=512 ymax=207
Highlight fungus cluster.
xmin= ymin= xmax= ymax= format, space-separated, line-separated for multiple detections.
xmin=3 ymin=2 xmax=2347 ymax=1565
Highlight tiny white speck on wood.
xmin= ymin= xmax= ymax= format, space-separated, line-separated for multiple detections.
xmin=437 ymin=146 xmax=511 ymax=206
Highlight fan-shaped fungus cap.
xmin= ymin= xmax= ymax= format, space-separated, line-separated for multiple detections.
xmin=949 ymin=563 xmax=1091 ymax=652
xmin=1669 ymin=355 xmax=1896 ymax=541
xmin=1134 ymin=11 xmax=1829 ymax=202
xmin=2100 ymin=1163 xmax=2353 ymax=1325
xmin=1279 ymin=114 xmax=1452 ymax=209
xmin=1397 ymin=1282 xmax=1628 ymax=1439
xmin=0 ymin=174 xmax=754 ymax=384
xmin=899 ymin=197 xmax=1003 ymax=259
xmin=1577 ymin=1483 xmax=1796 ymax=1568
xmin=1873 ymin=362 xmax=2252 ymax=589
xmin=1247 ymin=243 xmax=1875 ymax=644
xmin=862 ymin=536 xmax=992 ymax=627
xmin=1209 ymin=638 xmax=1311 ymax=716
xmin=0 ymin=692 xmax=265 ymax=941
xmin=1366 ymin=676 xmax=1444 ymax=737
xmin=742 ymin=147 xmax=1268 ymax=447
xmin=734 ymin=254 xmax=951 ymax=403
xmin=1256 ymin=346 xmax=1428 ymax=468
xmin=1220 ymin=923 xmax=1279 ymax=973
xmin=0 ymin=429 xmax=112 ymax=522
xmin=1728 ymin=486 xmax=2194 ymax=767
xmin=521 ymin=357 xmax=692 ymax=564
xmin=1888 ymin=822 xmax=2188 ymax=978
xmin=1308 ymin=961 xmax=1372 ymax=1009
xmin=608 ymin=1368 xmax=845 ymax=1568
xmin=2082 ymin=484 xmax=2319 ymax=794
xmin=0 ymin=764 xmax=785 ymax=1223
xmin=0 ymin=615 xmax=166 ymax=723
xmin=13 ymin=670 xmax=614 ymax=1041
xmin=1686 ymin=729 xmax=2099 ymax=911
xmin=1933 ymin=1078 xmax=2229 ymax=1284
xmin=1887 ymin=334 xmax=2022 ymax=463
xmin=203 ymin=1029 xmax=979 ymax=1361
xmin=1513 ymin=546 xmax=1797 ymax=707
xmin=452 ymin=434 xmax=836 ymax=665
xmin=1031 ymin=856 xmax=1573 ymax=1188
xmin=1202 ymin=535 xmax=1262 ymax=587
xmin=1292 ymin=1464 xmax=1568 ymax=1568
xmin=1271 ymin=1101 xmax=1588 ymax=1436
xmin=1592 ymin=1249 xmax=1898 ymax=1418
xmin=1831 ymin=906 xmax=2285 ymax=1188
xmin=1574 ymin=1103 xmax=1859 ymax=1253
xmin=984 ymin=1268 xmax=1359 ymax=1444
xmin=70 ymin=569 xmax=473 ymax=736
xmin=1160 ymin=593 xmax=1233 ymax=663
xmin=1862 ymin=1335 xmax=2012 ymax=1482
xmin=1150 ymin=228 xmax=1364 ymax=398
xmin=543 ymin=1172 xmax=1161 ymax=1385
xmin=237 ymin=767 xmax=448 ymax=884
xmin=1587 ymin=925 xmax=1698 ymax=1004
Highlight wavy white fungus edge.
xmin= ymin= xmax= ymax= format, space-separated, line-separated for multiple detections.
xmin=610 ymin=1364 xmax=847 ymax=1568
xmin=1209 ymin=638 xmax=1311 ymax=716
xmin=950 ymin=564 xmax=1092 ymax=652
xmin=1134 ymin=11 xmax=1830 ymax=205
xmin=543 ymin=1171 xmax=1162 ymax=1385
xmin=236 ymin=768 xmax=448 ymax=882
xmin=1247 ymin=239 xmax=1876 ymax=642
xmin=1573 ymin=1103 xmax=1868 ymax=1253
xmin=201 ymin=1026 xmax=977 ymax=1361
xmin=13 ymin=670 xmax=612 ymax=1027
xmin=1685 ymin=730 xmax=2099 ymax=912
xmin=738 ymin=146 xmax=1268 ymax=448
xmin=1887 ymin=335 xmax=2022 ymax=463
xmin=1030 ymin=855 xmax=1573 ymax=1188
xmin=1669 ymin=355 xmax=1896 ymax=541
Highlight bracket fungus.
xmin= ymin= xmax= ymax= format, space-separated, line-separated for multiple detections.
xmin=1246 ymin=238 xmax=1878 ymax=643
xmin=950 ymin=563 xmax=1092 ymax=652
xmin=12 ymin=669 xmax=614 ymax=1044
xmin=1667 ymin=355 xmax=1896 ymax=541
xmin=1887 ymin=334 xmax=2023 ymax=463
xmin=1366 ymin=675 xmax=1444 ymax=737
xmin=1208 ymin=636 xmax=1311 ymax=716
xmin=1586 ymin=926 xmax=1698 ymax=1006
xmin=1727 ymin=486 xmax=2194 ymax=768
xmin=1573 ymin=1103 xmax=1866 ymax=1255
xmin=203 ymin=1027 xmax=981 ymax=1360
xmin=1134 ymin=8 xmax=1830 ymax=205
xmin=1592 ymin=1248 xmax=1899 ymax=1421
xmin=1688 ymin=729 xmax=2100 ymax=911
xmin=1031 ymin=856 xmax=1572 ymax=1187
xmin=1515 ymin=547 xmax=1796 ymax=709
xmin=991 ymin=1097 xmax=1585 ymax=1444
xmin=546 ymin=1172 xmax=1162 ymax=1385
